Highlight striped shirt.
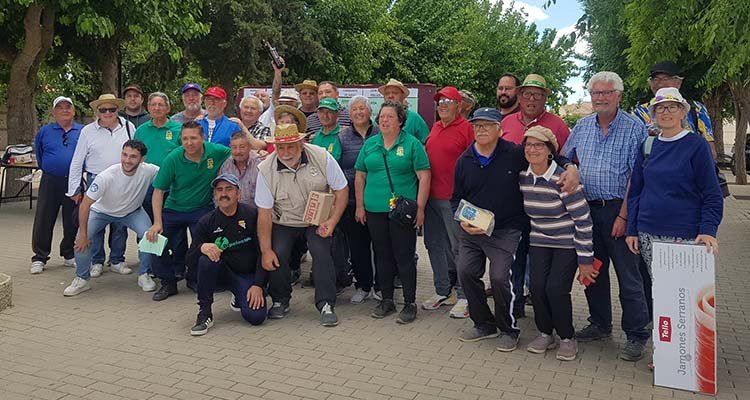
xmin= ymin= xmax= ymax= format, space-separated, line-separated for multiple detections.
xmin=562 ymin=109 xmax=647 ymax=201
xmin=519 ymin=161 xmax=594 ymax=264
xmin=306 ymin=107 xmax=351 ymax=134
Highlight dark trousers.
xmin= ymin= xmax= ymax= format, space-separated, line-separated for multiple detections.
xmin=638 ymin=257 xmax=653 ymax=321
xmin=340 ymin=205 xmax=374 ymax=291
xmin=458 ymin=229 xmax=522 ymax=335
xmin=268 ymin=224 xmax=337 ymax=310
xmin=584 ymin=200 xmax=650 ymax=341
xmin=31 ymin=173 xmax=77 ymax=262
xmin=142 ymin=187 xmax=188 ymax=278
xmin=366 ymin=212 xmax=417 ymax=304
xmin=510 ymin=230 xmax=530 ymax=313
xmin=155 ymin=206 xmax=212 ymax=286
xmin=289 ymin=237 xmax=308 ymax=271
xmin=196 ymin=256 xmax=267 ymax=325
xmin=528 ymin=246 xmax=578 ymax=339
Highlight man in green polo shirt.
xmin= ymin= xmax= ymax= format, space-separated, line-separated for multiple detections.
xmin=146 ymin=120 xmax=231 ymax=301
xmin=378 ymin=79 xmax=429 ymax=144
xmin=310 ymin=98 xmax=342 ymax=163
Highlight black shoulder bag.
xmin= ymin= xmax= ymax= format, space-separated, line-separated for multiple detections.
xmin=382 ymin=153 xmax=419 ymax=227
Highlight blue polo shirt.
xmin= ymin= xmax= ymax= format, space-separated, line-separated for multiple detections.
xmin=199 ymin=115 xmax=241 ymax=147
xmin=34 ymin=122 xmax=83 ymax=177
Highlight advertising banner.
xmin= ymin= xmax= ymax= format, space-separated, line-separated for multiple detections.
xmin=652 ymin=242 xmax=717 ymax=395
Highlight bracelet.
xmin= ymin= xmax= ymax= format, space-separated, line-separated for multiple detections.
xmin=617 ymin=215 xmax=627 ymax=221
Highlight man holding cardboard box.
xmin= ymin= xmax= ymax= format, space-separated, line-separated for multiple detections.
xmin=255 ymin=124 xmax=349 ymax=326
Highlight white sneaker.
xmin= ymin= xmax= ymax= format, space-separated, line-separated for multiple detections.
xmin=30 ymin=261 xmax=45 ymax=274
xmin=350 ymin=288 xmax=371 ymax=304
xmin=372 ymin=290 xmax=383 ymax=301
xmin=109 ymin=262 xmax=132 ymax=275
xmin=421 ymin=293 xmax=457 ymax=310
xmin=138 ymin=273 xmax=156 ymax=292
xmin=63 ymin=258 xmax=76 ymax=267
xmin=63 ymin=277 xmax=91 ymax=296
xmin=449 ymin=299 xmax=470 ymax=318
xmin=90 ymin=264 xmax=104 ymax=278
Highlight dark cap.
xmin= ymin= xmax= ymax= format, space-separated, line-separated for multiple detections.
xmin=650 ymin=61 xmax=681 ymax=78
xmin=211 ymin=173 xmax=240 ymax=188
xmin=469 ymin=107 xmax=502 ymax=123
xmin=181 ymin=83 xmax=203 ymax=94
xmin=123 ymin=84 xmax=144 ymax=96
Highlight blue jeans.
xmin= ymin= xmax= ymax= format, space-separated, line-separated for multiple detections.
xmin=583 ymin=200 xmax=650 ymax=342
xmin=87 ymin=172 xmax=127 ymax=264
xmin=424 ymin=198 xmax=464 ymax=298
xmin=75 ymin=208 xmax=155 ymax=280
xmin=154 ymin=206 xmax=212 ymax=285
xmin=197 ymin=256 xmax=267 ymax=326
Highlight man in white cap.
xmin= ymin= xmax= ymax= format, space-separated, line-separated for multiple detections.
xmin=30 ymin=96 xmax=83 ymax=274
xmin=67 ymin=93 xmax=135 ymax=277
xmin=378 ymin=78 xmax=429 ymax=143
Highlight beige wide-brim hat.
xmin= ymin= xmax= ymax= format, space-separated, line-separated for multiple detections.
xmin=294 ymin=79 xmax=318 ymax=92
xmin=519 ymin=74 xmax=552 ymax=95
xmin=266 ymin=123 xmax=307 ymax=144
xmin=378 ymin=78 xmax=409 ymax=98
xmin=274 ymin=105 xmax=307 ymax=133
xmin=647 ymin=87 xmax=691 ymax=116
xmin=524 ymin=125 xmax=559 ymax=153
xmin=89 ymin=94 xmax=125 ymax=111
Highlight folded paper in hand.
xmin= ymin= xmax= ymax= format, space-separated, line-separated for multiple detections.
xmin=138 ymin=234 xmax=168 ymax=255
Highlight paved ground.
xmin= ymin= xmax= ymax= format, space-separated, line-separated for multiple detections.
xmin=1 ymin=185 xmax=749 ymax=400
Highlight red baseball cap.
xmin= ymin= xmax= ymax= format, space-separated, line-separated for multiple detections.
xmin=204 ymin=86 xmax=227 ymax=100
xmin=433 ymin=86 xmax=462 ymax=102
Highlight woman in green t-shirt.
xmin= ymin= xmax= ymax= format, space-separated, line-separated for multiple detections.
xmin=354 ymin=101 xmax=431 ymax=324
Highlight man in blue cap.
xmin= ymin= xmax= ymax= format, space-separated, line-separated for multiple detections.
xmin=189 ymin=173 xmax=267 ymax=335
xmin=171 ymin=83 xmax=207 ymax=124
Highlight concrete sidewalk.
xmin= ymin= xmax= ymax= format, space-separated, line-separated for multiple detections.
xmin=1 ymin=187 xmax=749 ymax=400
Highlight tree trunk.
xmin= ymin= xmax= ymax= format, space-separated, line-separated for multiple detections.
xmin=99 ymin=41 xmax=119 ymax=95
xmin=222 ymin=75 xmax=237 ymax=118
xmin=729 ymin=82 xmax=749 ymax=185
xmin=704 ymin=86 xmax=726 ymax=156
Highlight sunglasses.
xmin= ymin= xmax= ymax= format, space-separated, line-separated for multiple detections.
xmin=437 ymin=99 xmax=457 ymax=106
xmin=98 ymin=107 xmax=118 ymax=114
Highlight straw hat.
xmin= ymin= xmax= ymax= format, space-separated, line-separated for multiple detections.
xmin=378 ymin=79 xmax=409 ymax=98
xmin=294 ymin=79 xmax=318 ymax=92
xmin=524 ymin=126 xmax=559 ymax=153
xmin=274 ymin=105 xmax=307 ymax=133
xmin=266 ymin=123 xmax=307 ymax=144
xmin=519 ymin=74 xmax=552 ymax=95
xmin=89 ymin=94 xmax=125 ymax=111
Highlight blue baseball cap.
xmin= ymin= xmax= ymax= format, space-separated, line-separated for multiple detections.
xmin=181 ymin=83 xmax=202 ymax=94
xmin=211 ymin=173 xmax=240 ymax=188
xmin=469 ymin=107 xmax=502 ymax=123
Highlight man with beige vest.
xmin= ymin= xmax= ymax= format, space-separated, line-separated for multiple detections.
xmin=254 ymin=124 xmax=349 ymax=326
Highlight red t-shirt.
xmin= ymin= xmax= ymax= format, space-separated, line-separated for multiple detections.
xmin=425 ymin=116 xmax=475 ymax=199
xmin=500 ymin=111 xmax=570 ymax=150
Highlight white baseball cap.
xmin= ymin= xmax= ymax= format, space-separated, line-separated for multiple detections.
xmin=52 ymin=96 xmax=74 ymax=108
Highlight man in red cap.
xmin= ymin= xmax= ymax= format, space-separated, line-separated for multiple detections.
xmin=120 ymin=84 xmax=150 ymax=128
xmin=199 ymin=86 xmax=241 ymax=147
xmin=421 ymin=86 xmax=475 ymax=318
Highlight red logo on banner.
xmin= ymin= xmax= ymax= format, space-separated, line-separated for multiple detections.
xmin=659 ymin=317 xmax=672 ymax=342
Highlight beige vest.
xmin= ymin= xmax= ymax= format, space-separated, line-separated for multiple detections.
xmin=258 ymin=143 xmax=330 ymax=227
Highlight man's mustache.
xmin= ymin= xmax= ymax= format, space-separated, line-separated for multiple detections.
xmin=219 ymin=196 xmax=230 ymax=201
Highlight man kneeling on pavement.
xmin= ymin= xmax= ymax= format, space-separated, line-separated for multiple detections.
xmin=189 ymin=173 xmax=267 ymax=335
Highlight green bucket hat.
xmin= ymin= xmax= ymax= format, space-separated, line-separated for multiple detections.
xmin=317 ymin=97 xmax=339 ymax=111
xmin=519 ymin=74 xmax=552 ymax=95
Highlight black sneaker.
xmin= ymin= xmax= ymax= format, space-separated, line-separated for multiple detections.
xmin=619 ymin=339 xmax=647 ymax=361
xmin=371 ymin=299 xmax=397 ymax=318
xmin=396 ymin=303 xmax=417 ymax=324
xmin=575 ymin=323 xmax=612 ymax=342
xmin=229 ymin=294 xmax=240 ymax=312
xmin=268 ymin=302 xmax=289 ymax=319
xmin=152 ymin=282 xmax=178 ymax=301
xmin=190 ymin=310 xmax=213 ymax=336
xmin=320 ymin=303 xmax=338 ymax=327
xmin=394 ymin=276 xmax=403 ymax=289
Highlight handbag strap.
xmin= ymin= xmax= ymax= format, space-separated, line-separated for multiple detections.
xmin=381 ymin=153 xmax=396 ymax=196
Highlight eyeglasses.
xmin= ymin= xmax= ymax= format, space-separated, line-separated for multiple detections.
xmin=437 ymin=99 xmax=457 ymax=106
xmin=524 ymin=142 xmax=548 ymax=150
xmin=589 ymin=90 xmax=618 ymax=98
xmin=649 ymin=75 xmax=681 ymax=83
xmin=98 ymin=107 xmax=118 ymax=114
xmin=521 ymin=91 xmax=546 ymax=100
xmin=653 ymin=104 xmax=683 ymax=114
xmin=472 ymin=123 xmax=497 ymax=131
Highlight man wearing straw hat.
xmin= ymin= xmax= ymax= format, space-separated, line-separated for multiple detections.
xmin=255 ymin=124 xmax=349 ymax=326
xmin=295 ymin=79 xmax=320 ymax=118
xmin=378 ymin=78 xmax=429 ymax=143
xmin=66 ymin=93 xmax=136 ymax=278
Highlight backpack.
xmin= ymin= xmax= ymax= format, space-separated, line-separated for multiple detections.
xmin=642 ymin=134 xmax=730 ymax=198
xmin=1 ymin=144 xmax=34 ymax=165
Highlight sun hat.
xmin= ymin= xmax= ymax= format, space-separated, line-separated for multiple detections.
xmin=204 ymin=86 xmax=227 ymax=100
xmin=433 ymin=86 xmax=462 ymax=102
xmin=294 ymin=79 xmax=318 ymax=92
xmin=523 ymin=126 xmax=559 ymax=153
xmin=279 ymin=88 xmax=301 ymax=104
xmin=518 ymin=74 xmax=552 ymax=95
xmin=378 ymin=79 xmax=409 ymax=98
xmin=648 ymin=87 xmax=691 ymax=115
xmin=274 ymin=105 xmax=307 ymax=133
xmin=266 ymin=123 xmax=307 ymax=144
xmin=89 ymin=94 xmax=125 ymax=111
xmin=212 ymin=173 xmax=240 ymax=188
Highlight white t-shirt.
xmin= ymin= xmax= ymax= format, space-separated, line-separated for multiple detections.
xmin=255 ymin=152 xmax=347 ymax=209
xmin=88 ymin=162 xmax=160 ymax=217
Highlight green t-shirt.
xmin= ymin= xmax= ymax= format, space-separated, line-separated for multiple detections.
xmin=403 ymin=109 xmax=429 ymax=144
xmin=354 ymin=131 xmax=430 ymax=213
xmin=134 ymin=119 xmax=182 ymax=167
xmin=152 ymin=142 xmax=231 ymax=212
xmin=311 ymin=124 xmax=342 ymax=163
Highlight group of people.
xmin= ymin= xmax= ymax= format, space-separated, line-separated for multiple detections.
xmin=30 ymin=59 xmax=723 ymax=364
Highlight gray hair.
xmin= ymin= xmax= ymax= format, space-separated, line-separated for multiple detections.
xmin=347 ymin=95 xmax=372 ymax=113
xmin=239 ymin=95 xmax=264 ymax=110
xmin=586 ymin=71 xmax=624 ymax=92
xmin=148 ymin=92 xmax=170 ymax=107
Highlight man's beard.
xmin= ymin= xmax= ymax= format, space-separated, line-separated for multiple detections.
xmin=498 ymin=94 xmax=517 ymax=108
xmin=185 ymin=103 xmax=201 ymax=112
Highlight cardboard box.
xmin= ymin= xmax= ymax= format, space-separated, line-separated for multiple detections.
xmin=303 ymin=191 xmax=334 ymax=225
xmin=652 ymin=242 xmax=716 ymax=395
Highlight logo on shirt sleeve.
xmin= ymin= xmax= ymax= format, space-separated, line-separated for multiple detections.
xmin=396 ymin=146 xmax=404 ymax=156
xmin=207 ymin=158 xmax=214 ymax=169
xmin=90 ymin=183 xmax=99 ymax=193
xmin=166 ymin=131 xmax=173 ymax=141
